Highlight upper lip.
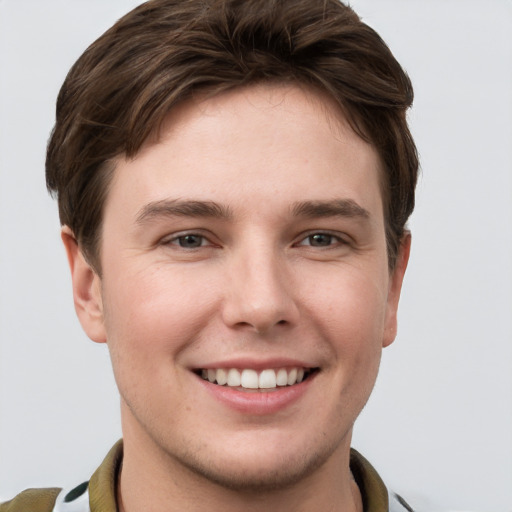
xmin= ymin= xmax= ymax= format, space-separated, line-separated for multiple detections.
xmin=192 ymin=357 xmax=318 ymax=371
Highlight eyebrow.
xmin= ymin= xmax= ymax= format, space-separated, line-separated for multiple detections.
xmin=136 ymin=198 xmax=369 ymax=225
xmin=136 ymin=199 xmax=233 ymax=224
xmin=291 ymin=199 xmax=370 ymax=220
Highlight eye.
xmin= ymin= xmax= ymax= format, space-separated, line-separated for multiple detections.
xmin=297 ymin=232 xmax=345 ymax=248
xmin=307 ymin=233 xmax=334 ymax=247
xmin=168 ymin=234 xmax=208 ymax=248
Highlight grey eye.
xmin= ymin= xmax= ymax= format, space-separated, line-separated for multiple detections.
xmin=177 ymin=234 xmax=204 ymax=248
xmin=307 ymin=233 xmax=333 ymax=246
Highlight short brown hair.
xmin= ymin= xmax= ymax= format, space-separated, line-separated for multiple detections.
xmin=46 ymin=0 xmax=418 ymax=271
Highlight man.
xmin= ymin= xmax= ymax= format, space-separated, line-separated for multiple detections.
xmin=1 ymin=0 xmax=418 ymax=511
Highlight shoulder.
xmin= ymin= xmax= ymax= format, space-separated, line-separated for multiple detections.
xmin=0 ymin=487 xmax=61 ymax=512
xmin=0 ymin=441 xmax=122 ymax=512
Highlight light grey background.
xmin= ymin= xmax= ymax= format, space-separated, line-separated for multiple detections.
xmin=1 ymin=1 xmax=511 ymax=511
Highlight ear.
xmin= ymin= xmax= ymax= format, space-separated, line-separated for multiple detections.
xmin=382 ymin=232 xmax=411 ymax=348
xmin=61 ymin=226 xmax=107 ymax=343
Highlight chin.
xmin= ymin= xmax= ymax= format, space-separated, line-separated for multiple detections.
xmin=166 ymin=431 xmax=343 ymax=493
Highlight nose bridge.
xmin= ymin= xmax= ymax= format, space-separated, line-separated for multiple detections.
xmin=222 ymin=238 xmax=298 ymax=333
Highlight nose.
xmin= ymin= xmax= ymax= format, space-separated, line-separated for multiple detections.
xmin=221 ymin=247 xmax=300 ymax=334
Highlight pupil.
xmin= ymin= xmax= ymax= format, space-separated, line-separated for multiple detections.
xmin=310 ymin=234 xmax=331 ymax=246
xmin=179 ymin=235 xmax=202 ymax=248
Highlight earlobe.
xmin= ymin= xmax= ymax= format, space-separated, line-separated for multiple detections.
xmin=382 ymin=232 xmax=411 ymax=348
xmin=61 ymin=226 xmax=107 ymax=343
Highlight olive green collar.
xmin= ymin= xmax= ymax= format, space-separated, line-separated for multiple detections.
xmin=88 ymin=440 xmax=123 ymax=512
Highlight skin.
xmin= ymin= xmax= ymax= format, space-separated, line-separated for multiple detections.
xmin=63 ymin=84 xmax=410 ymax=512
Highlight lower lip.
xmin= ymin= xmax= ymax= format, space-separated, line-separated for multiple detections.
xmin=196 ymin=373 xmax=316 ymax=415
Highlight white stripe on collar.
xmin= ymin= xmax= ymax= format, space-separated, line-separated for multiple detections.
xmin=52 ymin=486 xmax=90 ymax=512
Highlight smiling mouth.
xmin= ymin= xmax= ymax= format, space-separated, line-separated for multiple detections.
xmin=196 ymin=367 xmax=318 ymax=391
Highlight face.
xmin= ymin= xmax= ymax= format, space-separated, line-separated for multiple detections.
xmin=66 ymin=84 xmax=409 ymax=491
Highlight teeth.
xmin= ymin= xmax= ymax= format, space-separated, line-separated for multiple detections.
xmin=259 ymin=369 xmax=276 ymax=389
xmin=216 ymin=368 xmax=228 ymax=386
xmin=227 ymin=368 xmax=241 ymax=387
xmin=199 ymin=367 xmax=312 ymax=389
xmin=287 ymin=368 xmax=297 ymax=386
xmin=276 ymin=368 xmax=288 ymax=386
xmin=241 ymin=369 xmax=259 ymax=389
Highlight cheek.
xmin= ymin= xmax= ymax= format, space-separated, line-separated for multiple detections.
xmin=100 ymin=264 xmax=219 ymax=415
xmin=303 ymin=264 xmax=389 ymax=343
xmin=101 ymin=262 xmax=220 ymax=361
xmin=301 ymin=264 xmax=388 ymax=410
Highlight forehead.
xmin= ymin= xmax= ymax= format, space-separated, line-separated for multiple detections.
xmin=106 ymin=84 xmax=383 ymax=219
